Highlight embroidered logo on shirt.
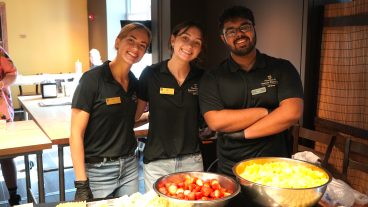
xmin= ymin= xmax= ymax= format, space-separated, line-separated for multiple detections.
xmin=261 ymin=75 xmax=278 ymax=88
xmin=160 ymin=87 xmax=175 ymax=95
xmin=106 ymin=97 xmax=121 ymax=105
xmin=187 ymin=84 xmax=199 ymax=95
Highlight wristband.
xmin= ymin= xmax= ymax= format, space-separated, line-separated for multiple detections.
xmin=74 ymin=178 xmax=90 ymax=188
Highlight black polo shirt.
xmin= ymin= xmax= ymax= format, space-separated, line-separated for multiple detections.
xmin=137 ymin=60 xmax=204 ymax=164
xmin=199 ymin=51 xmax=304 ymax=176
xmin=71 ymin=61 xmax=138 ymax=158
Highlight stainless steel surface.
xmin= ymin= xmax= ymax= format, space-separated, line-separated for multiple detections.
xmin=233 ymin=157 xmax=332 ymax=207
xmin=153 ymin=171 xmax=240 ymax=207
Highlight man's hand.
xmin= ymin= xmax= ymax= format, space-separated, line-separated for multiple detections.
xmin=74 ymin=179 xmax=93 ymax=201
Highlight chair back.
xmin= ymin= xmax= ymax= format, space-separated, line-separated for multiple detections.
xmin=291 ymin=125 xmax=336 ymax=167
xmin=342 ymin=136 xmax=368 ymax=183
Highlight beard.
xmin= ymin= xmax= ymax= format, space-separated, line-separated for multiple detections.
xmin=227 ymin=33 xmax=257 ymax=56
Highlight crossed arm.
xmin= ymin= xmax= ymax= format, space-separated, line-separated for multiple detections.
xmin=203 ymin=97 xmax=303 ymax=139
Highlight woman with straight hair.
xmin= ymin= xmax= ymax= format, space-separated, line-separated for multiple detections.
xmin=135 ymin=20 xmax=206 ymax=192
xmin=70 ymin=23 xmax=151 ymax=201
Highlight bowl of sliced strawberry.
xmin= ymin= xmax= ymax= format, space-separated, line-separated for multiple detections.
xmin=153 ymin=171 xmax=240 ymax=207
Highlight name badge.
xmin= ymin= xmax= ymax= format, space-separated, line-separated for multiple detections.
xmin=106 ymin=97 xmax=121 ymax=105
xmin=160 ymin=87 xmax=175 ymax=95
xmin=251 ymin=87 xmax=267 ymax=96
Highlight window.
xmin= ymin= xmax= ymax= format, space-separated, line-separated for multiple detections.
xmin=127 ymin=0 xmax=151 ymax=78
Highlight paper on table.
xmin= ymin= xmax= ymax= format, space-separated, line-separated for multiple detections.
xmin=39 ymin=97 xmax=72 ymax=107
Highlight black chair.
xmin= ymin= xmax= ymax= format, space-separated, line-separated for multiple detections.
xmin=28 ymin=188 xmax=38 ymax=204
xmin=18 ymin=84 xmax=39 ymax=96
xmin=342 ymin=136 xmax=368 ymax=184
xmin=291 ymin=125 xmax=336 ymax=168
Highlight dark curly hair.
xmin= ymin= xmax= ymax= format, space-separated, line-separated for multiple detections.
xmin=218 ymin=6 xmax=255 ymax=34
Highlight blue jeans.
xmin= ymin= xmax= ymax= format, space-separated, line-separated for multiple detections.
xmin=86 ymin=153 xmax=138 ymax=198
xmin=143 ymin=153 xmax=203 ymax=192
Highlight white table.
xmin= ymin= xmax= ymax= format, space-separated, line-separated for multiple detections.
xmin=0 ymin=120 xmax=52 ymax=203
xmin=17 ymin=95 xmax=148 ymax=201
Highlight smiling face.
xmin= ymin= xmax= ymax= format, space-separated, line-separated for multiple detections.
xmin=171 ymin=26 xmax=203 ymax=62
xmin=221 ymin=17 xmax=256 ymax=56
xmin=115 ymin=28 xmax=150 ymax=65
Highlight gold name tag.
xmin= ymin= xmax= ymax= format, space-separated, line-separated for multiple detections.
xmin=160 ymin=87 xmax=175 ymax=95
xmin=251 ymin=87 xmax=267 ymax=95
xmin=106 ymin=97 xmax=121 ymax=105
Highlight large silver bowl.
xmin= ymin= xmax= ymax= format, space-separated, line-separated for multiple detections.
xmin=153 ymin=171 xmax=240 ymax=207
xmin=233 ymin=157 xmax=332 ymax=207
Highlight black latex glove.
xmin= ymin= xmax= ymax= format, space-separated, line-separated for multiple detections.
xmin=222 ymin=131 xmax=245 ymax=140
xmin=74 ymin=178 xmax=93 ymax=201
xmin=267 ymin=108 xmax=274 ymax=114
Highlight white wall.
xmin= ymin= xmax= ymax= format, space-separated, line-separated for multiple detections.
xmin=106 ymin=0 xmax=128 ymax=61
xmin=203 ymin=0 xmax=306 ymax=72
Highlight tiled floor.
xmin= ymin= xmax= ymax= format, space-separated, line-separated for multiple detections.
xmin=0 ymin=145 xmax=146 ymax=207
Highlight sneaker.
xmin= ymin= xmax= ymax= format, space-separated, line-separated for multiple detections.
xmin=8 ymin=194 xmax=21 ymax=206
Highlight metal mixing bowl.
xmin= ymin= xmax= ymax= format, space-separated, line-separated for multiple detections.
xmin=233 ymin=157 xmax=332 ymax=207
xmin=153 ymin=171 xmax=240 ymax=207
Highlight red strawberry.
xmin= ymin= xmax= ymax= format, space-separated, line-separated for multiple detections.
xmin=201 ymin=186 xmax=212 ymax=197
xmin=188 ymin=183 xmax=196 ymax=191
xmin=195 ymin=191 xmax=203 ymax=200
xmin=157 ymin=182 xmax=165 ymax=189
xmin=177 ymin=182 xmax=184 ymax=188
xmin=184 ymin=177 xmax=193 ymax=187
xmin=177 ymin=192 xmax=185 ymax=199
xmin=158 ymin=186 xmax=167 ymax=195
xmin=211 ymin=179 xmax=220 ymax=190
xmin=194 ymin=185 xmax=202 ymax=192
xmin=213 ymin=189 xmax=223 ymax=198
xmin=187 ymin=192 xmax=196 ymax=200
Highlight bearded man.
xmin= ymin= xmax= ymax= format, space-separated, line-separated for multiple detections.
xmin=199 ymin=5 xmax=304 ymax=180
